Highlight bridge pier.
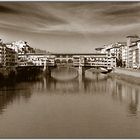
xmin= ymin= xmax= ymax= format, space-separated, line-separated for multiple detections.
xmin=43 ymin=60 xmax=52 ymax=77
xmin=78 ymin=65 xmax=86 ymax=75
xmin=78 ymin=65 xmax=85 ymax=82
xmin=43 ymin=60 xmax=47 ymax=71
xmin=44 ymin=66 xmax=51 ymax=77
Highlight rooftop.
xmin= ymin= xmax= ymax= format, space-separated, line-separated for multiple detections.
xmin=126 ymin=35 xmax=139 ymax=38
xmin=95 ymin=47 xmax=104 ymax=50
xmin=129 ymin=40 xmax=140 ymax=48
xmin=18 ymin=53 xmax=107 ymax=56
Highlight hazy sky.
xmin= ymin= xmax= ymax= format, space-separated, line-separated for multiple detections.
xmin=0 ymin=2 xmax=140 ymax=53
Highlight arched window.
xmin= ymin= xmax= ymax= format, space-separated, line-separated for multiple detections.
xmin=55 ymin=59 xmax=61 ymax=64
xmin=68 ymin=59 xmax=73 ymax=63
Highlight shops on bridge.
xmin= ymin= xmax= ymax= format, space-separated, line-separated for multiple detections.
xmin=17 ymin=53 xmax=116 ymax=69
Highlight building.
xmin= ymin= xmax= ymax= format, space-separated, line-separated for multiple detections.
xmin=128 ymin=40 xmax=140 ymax=68
xmin=95 ymin=42 xmax=125 ymax=67
xmin=0 ymin=42 xmax=17 ymax=67
xmin=12 ymin=40 xmax=35 ymax=54
xmin=18 ymin=53 xmax=55 ymax=66
xmin=121 ymin=44 xmax=127 ymax=67
xmin=106 ymin=42 xmax=126 ymax=61
xmin=126 ymin=35 xmax=140 ymax=68
xmin=73 ymin=53 xmax=116 ymax=68
xmin=0 ymin=42 xmax=4 ymax=67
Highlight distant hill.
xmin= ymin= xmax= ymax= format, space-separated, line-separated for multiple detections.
xmin=34 ymin=48 xmax=47 ymax=54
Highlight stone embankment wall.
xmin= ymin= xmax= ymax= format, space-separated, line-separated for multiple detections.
xmin=113 ymin=68 xmax=140 ymax=78
xmin=108 ymin=68 xmax=140 ymax=84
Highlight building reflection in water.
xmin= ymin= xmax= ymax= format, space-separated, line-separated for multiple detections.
xmin=33 ymin=72 xmax=109 ymax=95
xmin=108 ymin=78 xmax=140 ymax=116
xmin=0 ymin=79 xmax=34 ymax=114
xmin=0 ymin=67 xmax=140 ymax=117
xmin=33 ymin=68 xmax=140 ymax=116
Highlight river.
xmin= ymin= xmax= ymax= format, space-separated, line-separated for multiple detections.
xmin=0 ymin=67 xmax=140 ymax=138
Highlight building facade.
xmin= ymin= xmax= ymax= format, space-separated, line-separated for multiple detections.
xmin=128 ymin=41 xmax=140 ymax=68
xmin=95 ymin=42 xmax=125 ymax=67
xmin=12 ymin=40 xmax=35 ymax=54
xmin=126 ymin=35 xmax=140 ymax=68
xmin=72 ymin=53 xmax=116 ymax=68
xmin=18 ymin=53 xmax=55 ymax=66
xmin=0 ymin=42 xmax=17 ymax=67
xmin=121 ymin=44 xmax=127 ymax=67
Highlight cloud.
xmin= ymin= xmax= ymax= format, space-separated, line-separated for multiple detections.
xmin=97 ymin=2 xmax=140 ymax=25
xmin=0 ymin=5 xmax=18 ymax=13
xmin=0 ymin=2 xmax=68 ymax=32
xmin=1 ymin=2 xmax=140 ymax=53
xmin=0 ymin=2 xmax=140 ymax=36
xmin=102 ymin=2 xmax=140 ymax=15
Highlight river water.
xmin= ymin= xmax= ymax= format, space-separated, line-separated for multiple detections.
xmin=0 ymin=67 xmax=140 ymax=138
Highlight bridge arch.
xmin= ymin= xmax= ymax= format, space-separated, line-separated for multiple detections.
xmin=55 ymin=58 xmax=73 ymax=65
xmin=51 ymin=66 xmax=79 ymax=81
xmin=55 ymin=59 xmax=61 ymax=64
xmin=84 ymin=66 xmax=109 ymax=74
xmin=67 ymin=59 xmax=73 ymax=64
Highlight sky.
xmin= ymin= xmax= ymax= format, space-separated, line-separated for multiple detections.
xmin=0 ymin=1 xmax=140 ymax=53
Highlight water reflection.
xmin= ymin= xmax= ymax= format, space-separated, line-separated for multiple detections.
xmin=51 ymin=66 xmax=78 ymax=81
xmin=0 ymin=67 xmax=140 ymax=137
xmin=0 ymin=79 xmax=38 ymax=114
xmin=33 ymin=74 xmax=108 ymax=95
xmin=0 ymin=67 xmax=140 ymax=116
xmin=33 ymin=69 xmax=140 ymax=116
xmin=109 ymin=78 xmax=140 ymax=116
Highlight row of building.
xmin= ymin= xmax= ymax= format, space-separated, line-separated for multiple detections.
xmin=0 ymin=40 xmax=47 ymax=68
xmin=1 ymin=35 xmax=140 ymax=69
xmin=0 ymin=38 xmax=116 ymax=68
xmin=95 ymin=35 xmax=140 ymax=68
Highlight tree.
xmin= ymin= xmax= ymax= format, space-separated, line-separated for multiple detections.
xmin=116 ymin=58 xmax=123 ymax=67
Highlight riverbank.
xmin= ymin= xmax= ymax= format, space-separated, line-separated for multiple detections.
xmin=0 ymin=66 xmax=43 ymax=82
xmin=108 ymin=68 xmax=140 ymax=85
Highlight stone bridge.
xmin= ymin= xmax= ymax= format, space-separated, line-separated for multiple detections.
xmin=17 ymin=53 xmax=116 ymax=78
xmin=43 ymin=53 xmax=116 ymax=76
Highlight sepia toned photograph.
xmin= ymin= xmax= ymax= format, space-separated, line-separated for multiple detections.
xmin=0 ymin=0 xmax=140 ymax=138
